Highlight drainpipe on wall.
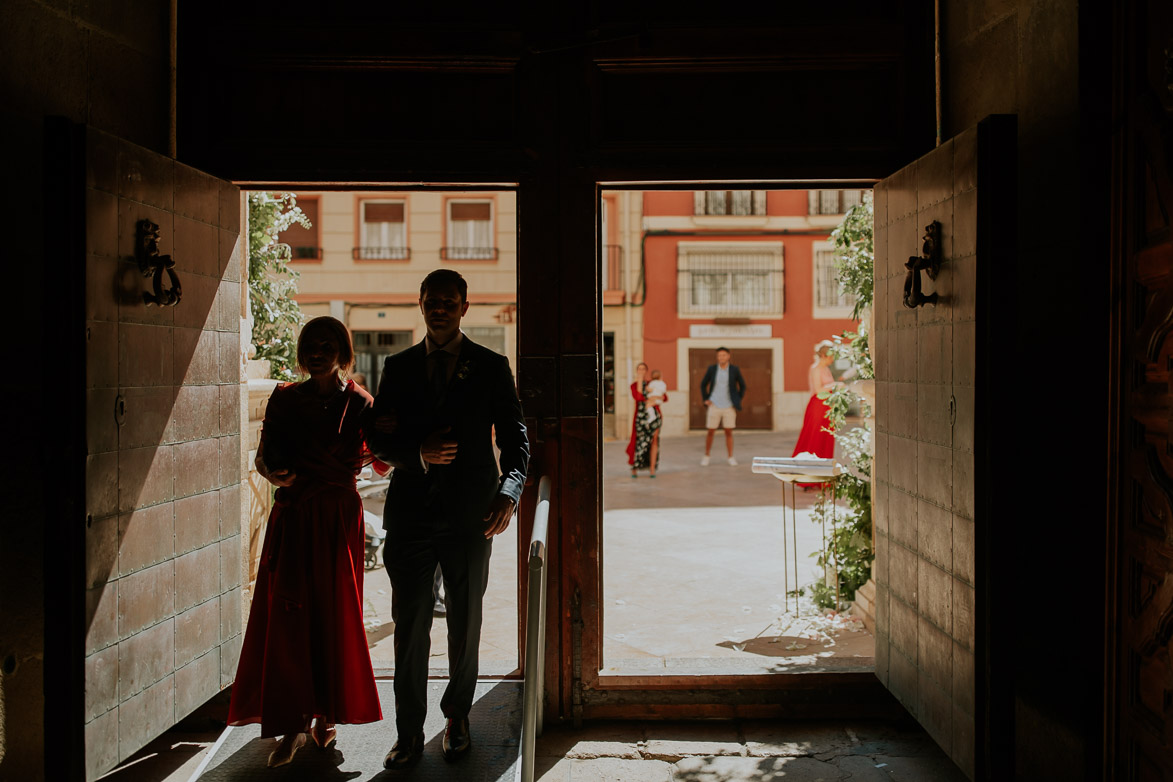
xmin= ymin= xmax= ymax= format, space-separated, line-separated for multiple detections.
xmin=169 ymin=0 xmax=177 ymax=158
xmin=623 ymin=191 xmax=636 ymax=405
xmin=935 ymin=0 xmax=943 ymax=147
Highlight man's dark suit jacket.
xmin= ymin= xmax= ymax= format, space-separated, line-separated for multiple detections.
xmin=370 ymin=336 xmax=529 ymax=540
xmin=699 ymin=363 xmax=748 ymax=411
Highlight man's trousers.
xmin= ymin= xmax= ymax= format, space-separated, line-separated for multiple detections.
xmin=385 ymin=532 xmax=492 ymax=736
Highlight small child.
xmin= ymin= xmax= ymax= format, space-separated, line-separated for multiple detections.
xmin=645 ymin=370 xmax=667 ymax=424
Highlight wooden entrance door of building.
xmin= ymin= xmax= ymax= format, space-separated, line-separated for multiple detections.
xmin=687 ymin=348 xmax=772 ymax=430
xmin=1112 ymin=0 xmax=1173 ymax=776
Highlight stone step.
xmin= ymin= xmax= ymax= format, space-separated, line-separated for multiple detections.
xmin=853 ymin=588 xmax=873 ymax=617
xmin=856 ymin=578 xmax=875 ymax=603
xmin=849 ymin=577 xmax=877 ymax=634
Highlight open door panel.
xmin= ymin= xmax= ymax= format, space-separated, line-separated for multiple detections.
xmin=872 ymin=115 xmax=1015 ymax=781
xmin=80 ymin=124 xmax=246 ymax=781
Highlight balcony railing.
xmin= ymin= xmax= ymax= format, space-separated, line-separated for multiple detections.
xmin=352 ymin=246 xmax=411 ymax=260
xmin=440 ymin=246 xmax=499 ymax=260
xmin=290 ymin=245 xmax=322 ymax=260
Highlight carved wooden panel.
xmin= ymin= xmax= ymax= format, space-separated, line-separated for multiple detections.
xmin=1118 ymin=2 xmax=1173 ymax=776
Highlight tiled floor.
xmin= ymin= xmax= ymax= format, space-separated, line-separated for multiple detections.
xmin=104 ymin=692 xmax=967 ymax=782
xmin=533 ymin=719 xmax=968 ymax=781
xmin=193 ymin=681 xmax=520 ymax=781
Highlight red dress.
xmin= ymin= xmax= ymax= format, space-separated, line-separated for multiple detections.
xmin=792 ymin=365 xmax=835 ymax=459
xmin=227 ymin=380 xmax=382 ymax=737
xmin=792 ymin=395 xmax=835 ymax=459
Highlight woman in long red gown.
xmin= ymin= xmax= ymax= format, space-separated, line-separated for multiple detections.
xmin=228 ymin=317 xmax=382 ymax=766
xmin=792 ymin=341 xmax=839 ymax=461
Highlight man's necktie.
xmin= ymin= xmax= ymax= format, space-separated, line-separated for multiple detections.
xmin=429 ymin=351 xmax=451 ymax=409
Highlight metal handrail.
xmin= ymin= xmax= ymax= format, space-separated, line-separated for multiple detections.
xmin=520 ymin=475 xmax=551 ymax=782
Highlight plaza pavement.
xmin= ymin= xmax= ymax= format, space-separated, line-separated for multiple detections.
xmin=362 ymin=427 xmax=872 ymax=675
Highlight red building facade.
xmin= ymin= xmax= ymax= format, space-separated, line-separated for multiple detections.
xmin=635 ymin=189 xmax=862 ymax=433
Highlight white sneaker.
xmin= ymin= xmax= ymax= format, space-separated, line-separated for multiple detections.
xmin=727 ymin=457 xmax=738 ymax=466
xmin=700 ymin=455 xmax=711 ymax=467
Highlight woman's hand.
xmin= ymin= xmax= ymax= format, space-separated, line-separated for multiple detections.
xmin=268 ymin=468 xmax=297 ymax=487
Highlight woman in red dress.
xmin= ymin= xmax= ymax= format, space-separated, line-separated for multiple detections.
xmin=792 ymin=341 xmax=839 ymax=461
xmin=228 ymin=317 xmax=382 ymax=766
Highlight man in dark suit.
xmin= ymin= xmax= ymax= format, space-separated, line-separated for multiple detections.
xmin=699 ymin=346 xmax=747 ymax=466
xmin=370 ymin=269 xmax=529 ymax=769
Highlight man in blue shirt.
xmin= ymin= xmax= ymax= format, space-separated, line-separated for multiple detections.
xmin=699 ymin=346 xmax=747 ymax=466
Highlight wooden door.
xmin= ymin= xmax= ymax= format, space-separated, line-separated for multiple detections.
xmin=872 ymin=116 xmax=1015 ymax=780
xmin=81 ymin=126 xmax=245 ymax=781
xmin=688 ymin=348 xmax=772 ymax=430
xmin=1115 ymin=0 xmax=1173 ymax=776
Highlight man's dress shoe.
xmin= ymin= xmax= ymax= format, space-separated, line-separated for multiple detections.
xmin=383 ymin=733 xmax=424 ymax=770
xmin=442 ymin=717 xmax=471 ymax=761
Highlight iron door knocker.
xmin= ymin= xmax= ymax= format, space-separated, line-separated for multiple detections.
xmin=903 ymin=220 xmax=941 ymax=308
xmin=136 ymin=219 xmax=182 ymax=307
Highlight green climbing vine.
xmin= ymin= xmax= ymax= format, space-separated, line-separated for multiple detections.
xmin=805 ymin=193 xmax=876 ymax=610
xmin=248 ymin=192 xmax=308 ymax=381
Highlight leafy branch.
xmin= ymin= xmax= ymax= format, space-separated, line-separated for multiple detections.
xmin=248 ymin=192 xmax=307 ymax=381
xmin=830 ymin=192 xmax=874 ymax=321
xmin=806 ymin=193 xmax=876 ymax=610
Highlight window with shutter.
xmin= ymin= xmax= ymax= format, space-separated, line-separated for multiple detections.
xmin=281 ymin=196 xmax=321 ymax=260
xmin=676 ymin=241 xmax=784 ymax=317
xmin=445 ymin=200 xmax=495 ymax=259
xmin=811 ymin=240 xmax=855 ymax=318
xmin=463 ymin=326 xmax=507 ymax=355
xmin=808 ymin=189 xmax=868 ymax=215
xmin=695 ymin=190 xmax=767 ymax=216
xmin=357 ymin=200 xmax=408 ymax=259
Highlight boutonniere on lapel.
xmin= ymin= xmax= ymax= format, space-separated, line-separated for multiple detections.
xmin=454 ymin=358 xmax=473 ymax=382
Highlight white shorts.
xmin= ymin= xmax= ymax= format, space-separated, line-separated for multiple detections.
xmin=706 ymin=405 xmax=736 ymax=430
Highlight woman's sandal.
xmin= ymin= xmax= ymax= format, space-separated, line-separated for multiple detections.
xmin=267 ymin=733 xmax=308 ymax=767
xmin=631 ymin=470 xmax=638 ymax=478
xmin=311 ymin=721 xmax=337 ymax=750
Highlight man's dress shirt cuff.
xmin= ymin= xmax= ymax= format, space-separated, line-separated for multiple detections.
xmin=498 ymin=475 xmax=524 ymax=505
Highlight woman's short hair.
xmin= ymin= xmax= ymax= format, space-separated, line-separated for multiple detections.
xmin=297 ymin=316 xmax=355 ymax=376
